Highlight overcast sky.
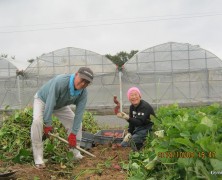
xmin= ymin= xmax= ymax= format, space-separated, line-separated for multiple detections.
xmin=0 ymin=0 xmax=222 ymax=69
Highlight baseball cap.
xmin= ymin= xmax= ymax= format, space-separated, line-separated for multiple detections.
xmin=78 ymin=67 xmax=94 ymax=83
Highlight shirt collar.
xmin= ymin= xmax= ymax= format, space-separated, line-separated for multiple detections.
xmin=69 ymin=74 xmax=83 ymax=96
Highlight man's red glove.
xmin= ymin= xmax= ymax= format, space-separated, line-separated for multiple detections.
xmin=68 ymin=133 xmax=76 ymax=147
xmin=43 ymin=126 xmax=53 ymax=137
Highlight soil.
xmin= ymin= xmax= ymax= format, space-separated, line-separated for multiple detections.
xmin=0 ymin=144 xmax=131 ymax=180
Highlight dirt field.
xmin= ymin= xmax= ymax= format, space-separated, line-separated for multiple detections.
xmin=0 ymin=144 xmax=131 ymax=180
xmin=0 ymin=110 xmax=130 ymax=179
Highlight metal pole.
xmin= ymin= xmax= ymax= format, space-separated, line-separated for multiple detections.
xmin=119 ymin=70 xmax=123 ymax=112
xmin=17 ymin=75 xmax=22 ymax=109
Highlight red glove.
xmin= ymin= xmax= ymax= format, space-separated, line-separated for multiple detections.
xmin=43 ymin=126 xmax=53 ymax=137
xmin=68 ymin=133 xmax=76 ymax=147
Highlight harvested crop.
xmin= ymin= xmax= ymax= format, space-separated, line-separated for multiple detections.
xmin=112 ymin=164 xmax=121 ymax=170
xmin=102 ymin=132 xmax=123 ymax=138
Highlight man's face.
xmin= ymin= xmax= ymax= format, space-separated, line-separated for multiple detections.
xmin=129 ymin=90 xmax=141 ymax=106
xmin=74 ymin=73 xmax=90 ymax=90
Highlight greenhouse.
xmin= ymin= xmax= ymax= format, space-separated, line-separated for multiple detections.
xmin=121 ymin=42 xmax=222 ymax=108
xmin=1 ymin=42 xmax=222 ymax=111
xmin=5 ymin=47 xmax=117 ymax=110
xmin=0 ymin=57 xmax=22 ymax=109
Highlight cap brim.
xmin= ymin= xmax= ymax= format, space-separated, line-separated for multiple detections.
xmin=79 ymin=73 xmax=93 ymax=83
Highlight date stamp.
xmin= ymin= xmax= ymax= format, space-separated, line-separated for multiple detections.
xmin=158 ymin=151 xmax=216 ymax=159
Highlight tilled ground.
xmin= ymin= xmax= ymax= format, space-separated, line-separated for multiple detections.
xmin=0 ymin=144 xmax=131 ymax=180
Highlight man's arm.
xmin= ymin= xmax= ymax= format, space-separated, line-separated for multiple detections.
xmin=71 ymin=90 xmax=87 ymax=134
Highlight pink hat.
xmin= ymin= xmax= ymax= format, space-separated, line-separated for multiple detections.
xmin=127 ymin=87 xmax=141 ymax=100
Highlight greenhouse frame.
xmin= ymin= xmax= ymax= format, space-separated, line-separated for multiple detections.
xmin=1 ymin=42 xmax=222 ymax=111
xmin=121 ymin=42 xmax=222 ymax=108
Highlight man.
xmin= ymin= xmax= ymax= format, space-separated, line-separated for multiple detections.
xmin=117 ymin=87 xmax=155 ymax=151
xmin=31 ymin=67 xmax=93 ymax=169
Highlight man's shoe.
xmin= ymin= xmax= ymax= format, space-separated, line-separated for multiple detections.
xmin=71 ymin=149 xmax=84 ymax=160
xmin=35 ymin=163 xmax=46 ymax=169
xmin=74 ymin=151 xmax=84 ymax=160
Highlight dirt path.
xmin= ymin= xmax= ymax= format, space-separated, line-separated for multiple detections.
xmin=0 ymin=112 xmax=130 ymax=179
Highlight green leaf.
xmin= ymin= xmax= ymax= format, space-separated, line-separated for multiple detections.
xmin=131 ymin=162 xmax=140 ymax=170
xmin=132 ymin=152 xmax=140 ymax=158
xmin=191 ymin=132 xmax=203 ymax=141
xmin=166 ymin=127 xmax=180 ymax=138
xmin=180 ymin=131 xmax=191 ymax=137
xmin=66 ymin=151 xmax=74 ymax=160
xmin=210 ymin=159 xmax=222 ymax=170
xmin=213 ymin=143 xmax=222 ymax=160
xmin=154 ymin=147 xmax=168 ymax=154
xmin=201 ymin=117 xmax=213 ymax=128
xmin=172 ymin=138 xmax=194 ymax=148
xmin=178 ymin=158 xmax=194 ymax=167
xmin=195 ymin=159 xmax=211 ymax=179
xmin=128 ymin=172 xmax=146 ymax=180
xmin=45 ymin=142 xmax=54 ymax=151
xmin=14 ymin=112 xmax=20 ymax=120
xmin=12 ymin=149 xmax=31 ymax=163
xmin=196 ymin=136 xmax=211 ymax=151
xmin=151 ymin=138 xmax=160 ymax=147
xmin=181 ymin=113 xmax=189 ymax=122
xmin=121 ymin=163 xmax=129 ymax=170
xmin=145 ymin=157 xmax=158 ymax=170
xmin=194 ymin=124 xmax=208 ymax=133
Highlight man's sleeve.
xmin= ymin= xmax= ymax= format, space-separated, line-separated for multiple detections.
xmin=71 ymin=90 xmax=87 ymax=134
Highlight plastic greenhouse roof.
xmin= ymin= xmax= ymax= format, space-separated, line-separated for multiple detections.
xmin=25 ymin=47 xmax=116 ymax=75
xmin=0 ymin=57 xmax=29 ymax=71
xmin=125 ymin=42 xmax=222 ymax=73
xmin=0 ymin=57 xmax=18 ymax=77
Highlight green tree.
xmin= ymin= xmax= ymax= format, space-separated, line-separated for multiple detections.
xmin=105 ymin=50 xmax=138 ymax=69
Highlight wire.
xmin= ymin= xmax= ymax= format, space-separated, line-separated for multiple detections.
xmin=1 ymin=11 xmax=221 ymax=29
xmin=0 ymin=12 xmax=222 ymax=33
xmin=0 ymin=11 xmax=220 ymax=28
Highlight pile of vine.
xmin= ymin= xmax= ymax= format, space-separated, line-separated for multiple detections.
xmin=0 ymin=106 xmax=100 ymax=167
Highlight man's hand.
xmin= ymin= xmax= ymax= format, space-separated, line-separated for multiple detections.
xmin=68 ymin=133 xmax=77 ymax=148
xmin=117 ymin=112 xmax=129 ymax=120
xmin=43 ymin=126 xmax=53 ymax=137
xmin=123 ymin=133 xmax=132 ymax=142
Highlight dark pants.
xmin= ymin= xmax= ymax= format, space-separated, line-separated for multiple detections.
xmin=121 ymin=124 xmax=152 ymax=151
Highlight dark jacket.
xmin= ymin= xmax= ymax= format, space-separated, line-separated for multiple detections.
xmin=128 ymin=100 xmax=155 ymax=134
